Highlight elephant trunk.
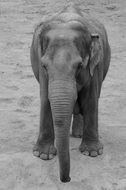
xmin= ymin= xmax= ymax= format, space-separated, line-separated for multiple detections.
xmin=48 ymin=80 xmax=77 ymax=182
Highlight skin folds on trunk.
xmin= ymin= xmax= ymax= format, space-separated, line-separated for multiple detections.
xmin=48 ymin=80 xmax=77 ymax=182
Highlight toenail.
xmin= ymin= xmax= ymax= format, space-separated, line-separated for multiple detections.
xmin=33 ymin=151 xmax=40 ymax=157
xmin=82 ymin=151 xmax=89 ymax=156
xmin=98 ymin=149 xmax=103 ymax=155
xmin=40 ymin=154 xmax=48 ymax=160
xmin=49 ymin=154 xmax=54 ymax=160
xmin=90 ymin=151 xmax=98 ymax=157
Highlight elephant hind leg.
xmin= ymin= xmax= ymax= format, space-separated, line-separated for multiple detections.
xmin=72 ymin=114 xmax=83 ymax=138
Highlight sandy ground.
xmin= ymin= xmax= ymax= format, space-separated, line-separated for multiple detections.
xmin=0 ymin=0 xmax=126 ymax=189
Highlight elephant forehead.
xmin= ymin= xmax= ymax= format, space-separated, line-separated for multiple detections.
xmin=46 ymin=28 xmax=78 ymax=40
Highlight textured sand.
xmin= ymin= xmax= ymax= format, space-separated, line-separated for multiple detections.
xmin=0 ymin=0 xmax=126 ymax=189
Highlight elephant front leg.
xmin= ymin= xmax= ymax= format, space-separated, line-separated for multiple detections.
xmin=79 ymin=93 xmax=103 ymax=157
xmin=33 ymin=100 xmax=56 ymax=160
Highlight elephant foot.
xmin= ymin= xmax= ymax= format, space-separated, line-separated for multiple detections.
xmin=33 ymin=142 xmax=57 ymax=160
xmin=72 ymin=114 xmax=83 ymax=138
xmin=79 ymin=140 xmax=103 ymax=157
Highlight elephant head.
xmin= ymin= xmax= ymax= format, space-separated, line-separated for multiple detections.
xmin=39 ymin=23 xmax=102 ymax=182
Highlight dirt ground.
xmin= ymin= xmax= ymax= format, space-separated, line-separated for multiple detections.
xmin=0 ymin=0 xmax=126 ymax=189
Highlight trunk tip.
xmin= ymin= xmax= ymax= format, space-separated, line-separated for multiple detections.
xmin=60 ymin=176 xmax=71 ymax=183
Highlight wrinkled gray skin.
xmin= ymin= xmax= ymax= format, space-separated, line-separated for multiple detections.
xmin=30 ymin=5 xmax=111 ymax=182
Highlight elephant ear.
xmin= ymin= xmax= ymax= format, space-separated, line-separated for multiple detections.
xmin=89 ymin=33 xmax=102 ymax=76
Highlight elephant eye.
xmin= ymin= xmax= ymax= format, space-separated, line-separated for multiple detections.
xmin=41 ymin=55 xmax=50 ymax=71
xmin=75 ymin=61 xmax=83 ymax=79
xmin=42 ymin=64 xmax=48 ymax=78
xmin=77 ymin=62 xmax=83 ymax=70
xmin=78 ymin=62 xmax=83 ymax=67
xmin=73 ymin=56 xmax=83 ymax=68
xmin=43 ymin=64 xmax=47 ymax=71
xmin=43 ymin=64 xmax=46 ymax=69
xmin=41 ymin=61 xmax=48 ymax=71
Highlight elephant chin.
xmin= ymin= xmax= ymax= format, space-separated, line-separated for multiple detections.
xmin=48 ymin=79 xmax=77 ymax=182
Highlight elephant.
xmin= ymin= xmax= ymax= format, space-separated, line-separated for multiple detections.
xmin=30 ymin=5 xmax=111 ymax=182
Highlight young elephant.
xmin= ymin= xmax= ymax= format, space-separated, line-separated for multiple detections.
xmin=30 ymin=5 xmax=111 ymax=182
